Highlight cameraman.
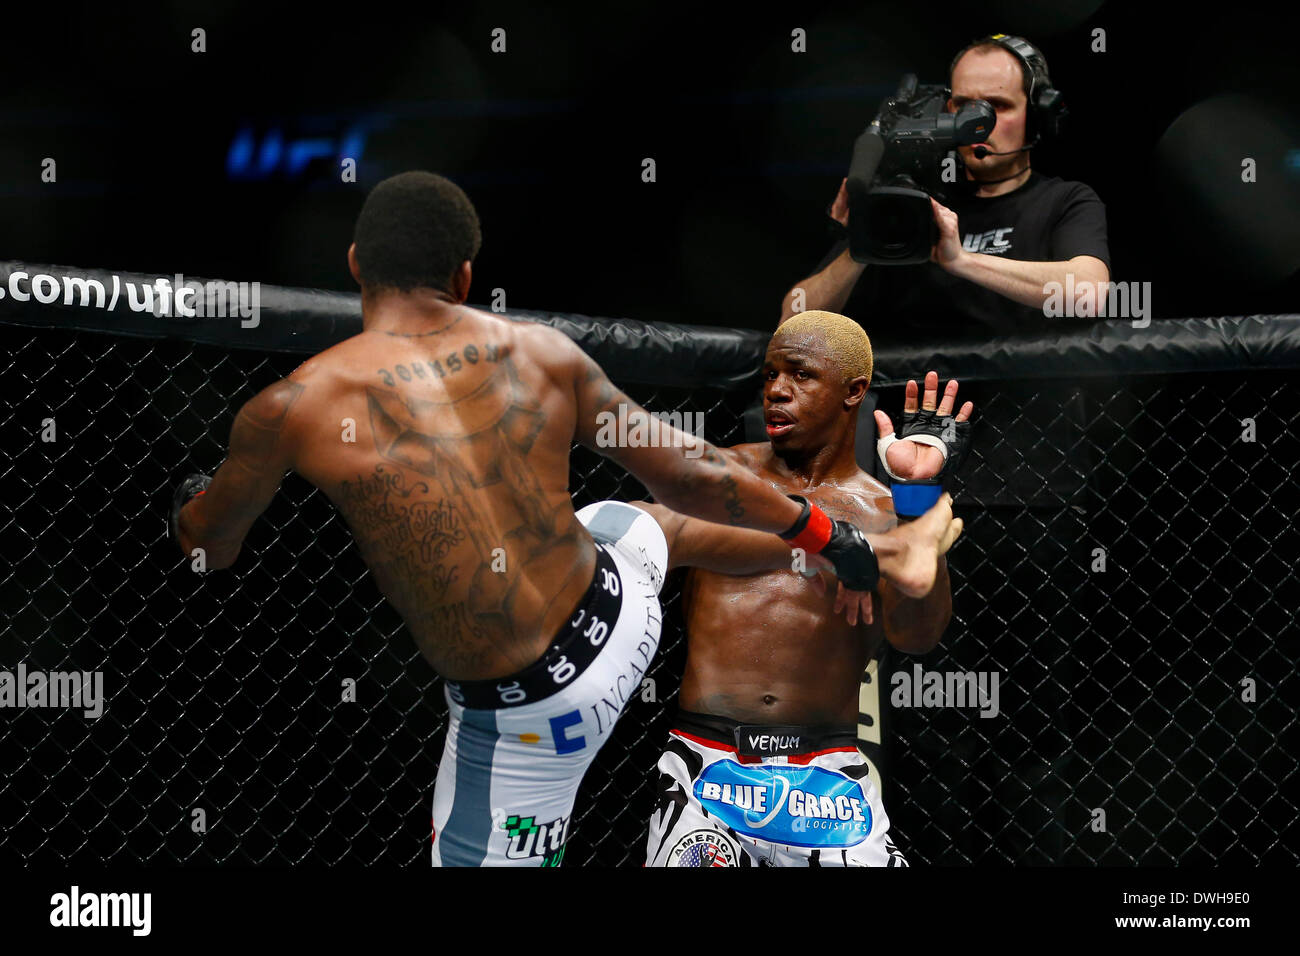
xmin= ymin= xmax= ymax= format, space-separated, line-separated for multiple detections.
xmin=779 ymin=35 xmax=1110 ymax=337
xmin=771 ymin=35 xmax=1109 ymax=863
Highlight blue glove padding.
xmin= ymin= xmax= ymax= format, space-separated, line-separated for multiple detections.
xmin=877 ymin=406 xmax=972 ymax=519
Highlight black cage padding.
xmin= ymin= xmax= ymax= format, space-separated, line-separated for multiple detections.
xmin=3 ymin=262 xmax=1298 ymax=387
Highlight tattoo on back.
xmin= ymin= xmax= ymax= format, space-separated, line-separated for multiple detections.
xmin=337 ymin=466 xmax=464 ymax=600
xmin=336 ymin=355 xmax=585 ymax=673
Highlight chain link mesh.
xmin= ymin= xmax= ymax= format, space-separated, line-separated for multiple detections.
xmin=1 ymin=325 xmax=1296 ymax=864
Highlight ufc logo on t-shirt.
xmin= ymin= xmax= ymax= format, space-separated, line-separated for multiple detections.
xmin=962 ymin=227 xmax=1013 ymax=254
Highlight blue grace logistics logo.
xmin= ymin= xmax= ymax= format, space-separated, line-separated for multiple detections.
xmin=693 ymin=761 xmax=871 ymax=848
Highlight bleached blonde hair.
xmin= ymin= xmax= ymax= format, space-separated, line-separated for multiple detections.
xmin=775 ymin=311 xmax=873 ymax=386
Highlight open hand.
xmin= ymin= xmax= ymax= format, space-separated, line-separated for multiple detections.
xmin=873 ymin=371 xmax=974 ymax=480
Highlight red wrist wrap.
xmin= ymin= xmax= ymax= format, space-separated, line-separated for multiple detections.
xmin=788 ymin=505 xmax=833 ymax=553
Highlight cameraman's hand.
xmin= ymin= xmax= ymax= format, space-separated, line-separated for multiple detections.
xmin=929 ymin=197 xmax=964 ymax=269
xmin=830 ymin=178 xmax=850 ymax=227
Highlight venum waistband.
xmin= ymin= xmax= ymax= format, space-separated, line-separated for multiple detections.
xmin=673 ymin=710 xmax=858 ymax=758
xmin=445 ymin=545 xmax=623 ymax=710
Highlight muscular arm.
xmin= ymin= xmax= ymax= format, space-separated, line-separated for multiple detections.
xmin=567 ymin=343 xmax=802 ymax=533
xmin=868 ymin=485 xmax=951 ymax=653
xmin=633 ymin=497 xmax=952 ymax=649
xmin=878 ymin=558 xmax=951 ymax=654
xmin=175 ymin=378 xmax=304 ymax=569
xmin=627 ymin=498 xmax=946 ymax=621
xmin=628 ymin=500 xmax=801 ymax=574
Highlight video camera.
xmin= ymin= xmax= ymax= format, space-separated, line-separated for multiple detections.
xmin=845 ymin=75 xmax=994 ymax=265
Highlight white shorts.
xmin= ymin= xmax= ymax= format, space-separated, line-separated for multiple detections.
xmin=645 ymin=712 xmax=908 ymax=867
xmin=431 ymin=500 xmax=667 ymax=866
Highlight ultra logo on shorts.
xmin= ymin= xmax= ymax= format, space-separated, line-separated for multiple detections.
xmin=693 ymin=762 xmax=871 ymax=848
xmin=501 ymin=813 xmax=570 ymax=866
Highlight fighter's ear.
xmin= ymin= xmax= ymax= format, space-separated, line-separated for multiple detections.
xmin=449 ymin=261 xmax=473 ymax=302
xmin=844 ymin=375 xmax=870 ymax=410
xmin=347 ymin=243 xmax=362 ymax=285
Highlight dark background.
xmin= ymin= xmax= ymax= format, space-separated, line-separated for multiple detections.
xmin=3 ymin=0 xmax=1297 ymax=327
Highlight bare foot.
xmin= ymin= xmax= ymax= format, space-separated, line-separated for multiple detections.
xmin=880 ymin=493 xmax=963 ymax=597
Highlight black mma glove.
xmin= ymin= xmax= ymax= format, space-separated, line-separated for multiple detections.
xmin=877 ymin=405 xmax=973 ymax=520
xmin=779 ymin=494 xmax=879 ymax=592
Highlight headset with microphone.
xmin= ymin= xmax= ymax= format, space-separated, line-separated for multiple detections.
xmin=951 ymin=34 xmax=1067 ymax=160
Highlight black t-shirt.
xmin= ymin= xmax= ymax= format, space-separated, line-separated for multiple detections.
xmin=814 ymin=172 xmax=1110 ymax=341
xmin=810 ymin=172 xmax=1110 ymax=506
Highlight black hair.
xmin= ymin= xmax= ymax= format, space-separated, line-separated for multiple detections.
xmin=352 ymin=171 xmax=482 ymax=293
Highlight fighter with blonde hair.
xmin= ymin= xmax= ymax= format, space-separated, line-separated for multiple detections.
xmin=638 ymin=311 xmax=973 ymax=867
